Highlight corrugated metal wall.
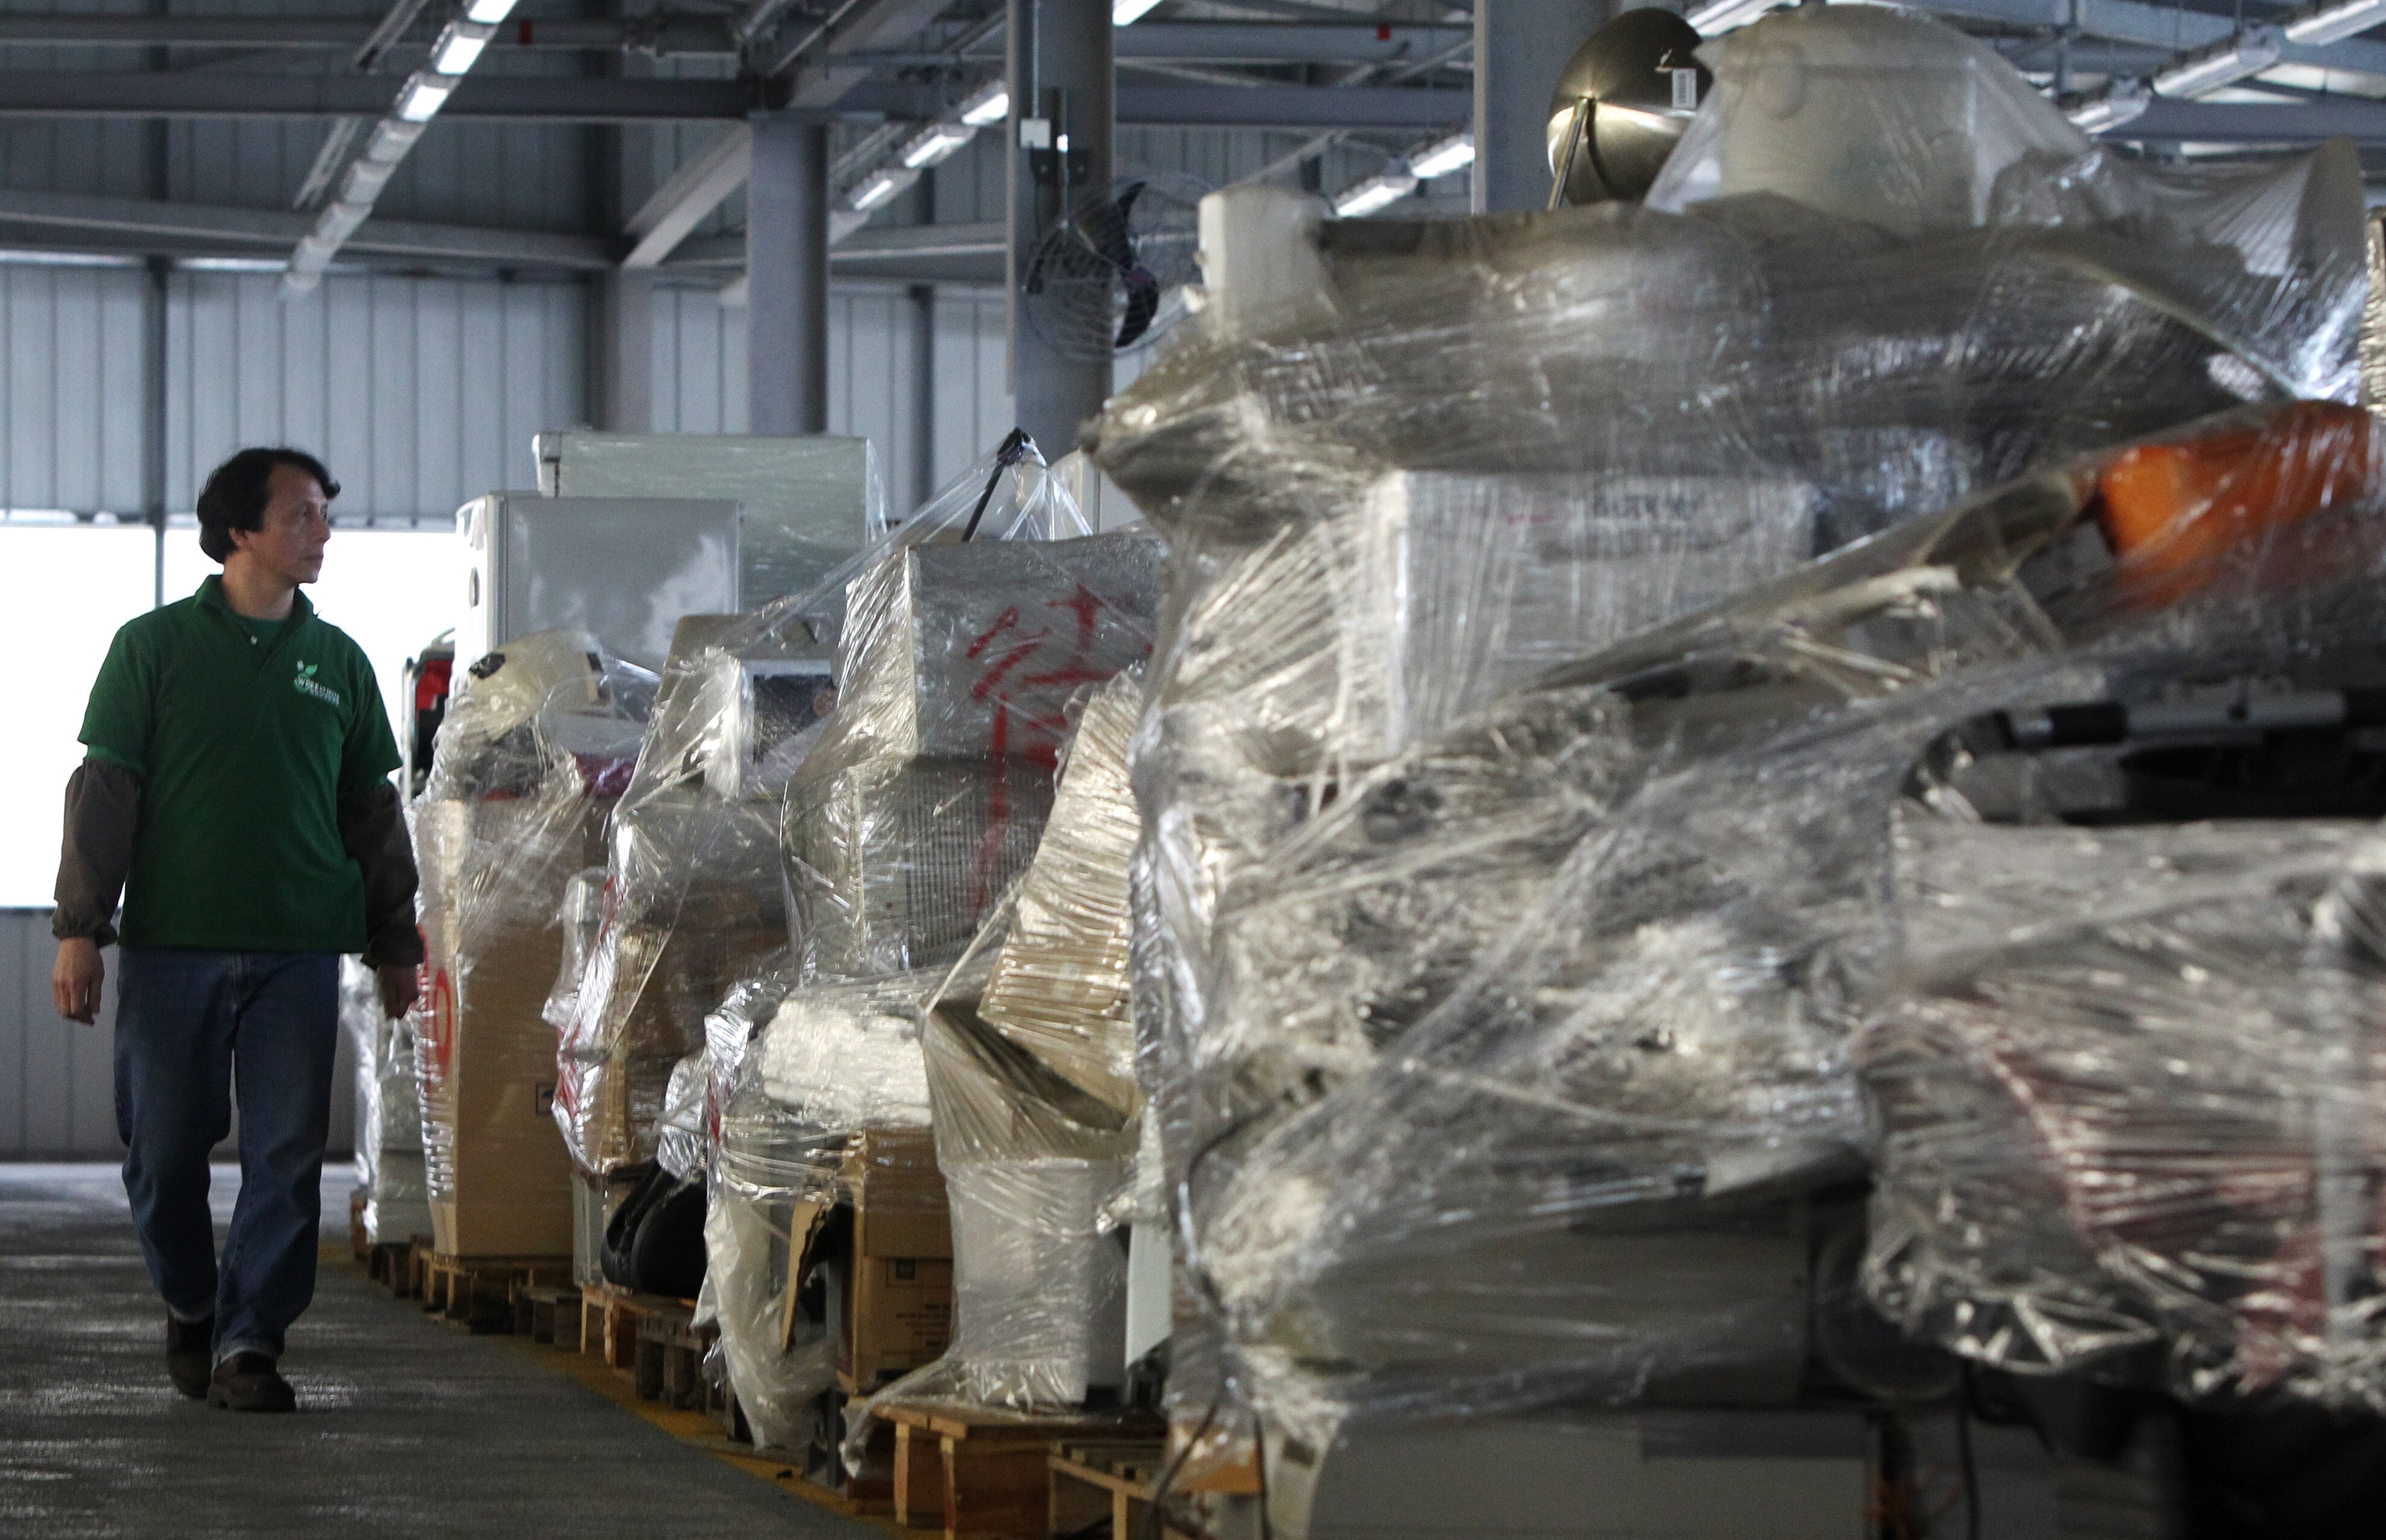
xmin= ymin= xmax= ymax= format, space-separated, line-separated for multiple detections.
xmin=654 ymin=280 xmax=1015 ymax=511
xmin=0 ymin=914 xmax=354 ymax=1159
xmin=0 ymin=263 xmax=147 ymax=515
xmin=0 ymin=258 xmax=1024 ymax=524
xmin=167 ymin=270 xmax=585 ymax=517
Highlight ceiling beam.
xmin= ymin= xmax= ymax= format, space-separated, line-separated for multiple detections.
xmin=621 ymin=124 xmax=753 ymax=268
xmin=1911 ymin=0 xmax=2386 ymax=79
xmin=840 ymin=21 xmax=1475 ymax=67
xmin=0 ymin=185 xmax=616 ymax=268
xmin=831 ymin=80 xmax=1474 ymax=129
xmin=2116 ymin=96 xmax=2386 ymax=139
xmin=0 ymin=72 xmax=753 ymax=120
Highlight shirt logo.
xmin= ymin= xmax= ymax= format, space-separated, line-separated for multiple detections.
xmin=293 ymin=660 xmax=342 ymax=707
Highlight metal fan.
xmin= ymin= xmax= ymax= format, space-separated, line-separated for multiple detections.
xmin=1546 ymin=8 xmax=1712 ymax=208
xmin=1022 ymin=173 xmax=1205 ymax=363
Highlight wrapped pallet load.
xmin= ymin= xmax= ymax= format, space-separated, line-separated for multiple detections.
xmin=709 ymin=440 xmax=1161 ymax=1455
xmin=858 ymin=671 xmax=1147 ymax=1430
xmin=345 ymin=956 xmax=432 ymax=1249
xmin=1088 ymin=5 xmax=2372 ymax=1515
xmin=549 ymin=621 xmax=812 ymax=1179
xmin=412 ymin=628 xmax=652 ymax=1259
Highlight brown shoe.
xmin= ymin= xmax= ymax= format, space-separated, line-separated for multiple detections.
xmin=165 ymin=1314 xmax=212 ymax=1399
xmin=206 ymin=1352 xmax=296 ymax=1413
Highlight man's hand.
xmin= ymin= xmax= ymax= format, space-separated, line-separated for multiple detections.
xmin=377 ymin=964 xmax=420 ymax=1020
xmin=53 ymin=938 xmax=104 ymax=1024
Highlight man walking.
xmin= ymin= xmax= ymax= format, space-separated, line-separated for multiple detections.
xmin=51 ymin=447 xmax=421 ymax=1413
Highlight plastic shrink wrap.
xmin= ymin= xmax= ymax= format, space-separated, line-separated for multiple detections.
xmin=863 ymin=673 xmax=1146 ymax=1429
xmin=782 ymin=529 xmax=1161 ymax=979
xmin=558 ymin=441 xmax=1115 ymax=1173
xmin=1125 ymin=392 xmax=2380 ymax=1449
xmin=413 ymin=629 xmax=652 ymax=1258
xmin=709 ymin=969 xmax=945 ymax=1450
xmin=1090 ymin=4 xmax=2372 ymax=1459
xmin=548 ymin=602 xmax=831 ymax=1177
xmin=710 ymin=440 xmax=1151 ymax=1448
xmin=1859 ymin=691 xmax=2386 ymax=1407
xmin=345 ymin=956 xmax=433 ymax=1246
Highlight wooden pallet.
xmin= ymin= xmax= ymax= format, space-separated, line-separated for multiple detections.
xmin=880 ymin=1401 xmax=1164 ymax=1540
xmin=576 ymin=1280 xmax=714 ymax=1402
xmin=348 ymin=1189 xmax=369 ymax=1262
xmin=364 ymin=1238 xmax=418 ymax=1296
xmin=1050 ymin=1440 xmax=1199 ymax=1540
xmin=415 ymin=1252 xmax=573 ymax=1331
xmin=514 ymin=1284 xmax=582 ymax=1348
xmin=799 ymin=1389 xmax=896 ymax=1513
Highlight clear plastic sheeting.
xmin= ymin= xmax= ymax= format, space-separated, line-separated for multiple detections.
xmin=977 ymin=673 xmax=1146 ymax=1119
xmin=782 ymin=529 xmax=1161 ymax=980
xmin=1647 ymin=7 xmax=2366 ymax=402
xmin=710 ymin=970 xmax=943 ymax=1451
xmin=1113 ymin=402 xmax=2385 ymax=1446
xmin=414 ymin=629 xmax=654 ymax=1256
xmin=1861 ymin=800 xmax=2386 ymax=1407
xmin=557 ymin=441 xmax=1102 ymax=1174
xmin=860 ymin=673 xmax=1148 ymax=1429
xmin=346 ymin=956 xmax=432 ymax=1247
xmin=657 ymin=1048 xmax=710 ymax=1182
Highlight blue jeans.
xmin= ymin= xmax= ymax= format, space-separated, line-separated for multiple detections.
xmin=114 ymin=948 xmax=340 ymax=1366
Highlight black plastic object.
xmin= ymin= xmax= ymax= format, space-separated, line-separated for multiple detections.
xmin=601 ymin=1162 xmax=709 ymax=1300
xmin=1546 ymin=8 xmax=1711 ymax=206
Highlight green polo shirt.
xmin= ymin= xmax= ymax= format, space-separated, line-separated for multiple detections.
xmin=78 ymin=574 xmax=400 ymax=953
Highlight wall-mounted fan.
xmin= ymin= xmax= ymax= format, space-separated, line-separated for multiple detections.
xmin=1022 ymin=173 xmax=1205 ymax=364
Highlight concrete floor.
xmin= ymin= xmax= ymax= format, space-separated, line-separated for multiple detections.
xmin=0 ymin=1162 xmax=876 ymax=1539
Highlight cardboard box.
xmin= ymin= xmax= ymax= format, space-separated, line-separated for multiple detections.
xmin=781 ymin=1128 xmax=955 ymax=1391
xmin=416 ymin=798 xmax=595 ymax=1259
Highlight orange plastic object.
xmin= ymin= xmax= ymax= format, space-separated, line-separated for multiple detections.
xmin=2095 ymin=401 xmax=2375 ymax=608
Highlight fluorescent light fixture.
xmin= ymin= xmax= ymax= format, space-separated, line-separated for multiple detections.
xmin=1686 ymin=0 xmax=1785 ymax=35
xmin=431 ymin=22 xmax=493 ymax=76
xmin=361 ymin=118 xmax=424 ymax=164
xmin=2151 ymin=27 xmax=2283 ymax=97
xmin=395 ymin=74 xmax=454 ymax=122
xmin=1408 ymin=132 xmax=1475 ymax=179
xmin=1333 ymin=170 xmax=1417 ymax=218
xmin=2069 ymin=78 xmax=2151 ymax=132
xmin=849 ymin=166 xmax=918 ymax=211
xmin=180 ymin=256 xmax=293 ymax=274
xmin=959 ymin=81 xmax=1009 ymax=127
xmin=2285 ymin=0 xmax=2386 ymax=43
xmin=339 ymin=158 xmax=397 ymax=203
xmin=317 ymin=200 xmax=372 ymax=243
xmin=464 ymin=0 xmax=518 ymax=25
xmin=1114 ymin=0 xmax=1164 ymax=21
xmin=899 ymin=124 xmax=975 ymax=168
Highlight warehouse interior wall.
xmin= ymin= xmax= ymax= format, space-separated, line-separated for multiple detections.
xmin=0 ymin=263 xmax=1021 ymax=1157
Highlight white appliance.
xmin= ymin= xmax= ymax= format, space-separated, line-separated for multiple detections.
xmin=456 ymin=494 xmax=741 ymax=673
xmin=532 ymin=431 xmax=875 ymax=602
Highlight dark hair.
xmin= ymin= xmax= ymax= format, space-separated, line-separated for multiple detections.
xmin=196 ymin=447 xmax=339 ymax=562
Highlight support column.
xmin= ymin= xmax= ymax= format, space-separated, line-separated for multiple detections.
xmin=1473 ymin=0 xmax=1612 ymax=213
xmin=908 ymin=282 xmax=936 ymax=508
xmin=1004 ymin=0 xmax=1112 ymax=460
xmin=747 ymin=111 xmax=830 ymax=436
xmin=591 ymin=269 xmax=654 ymax=432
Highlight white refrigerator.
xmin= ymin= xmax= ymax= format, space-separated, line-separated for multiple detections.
xmin=455 ymin=494 xmax=741 ymax=673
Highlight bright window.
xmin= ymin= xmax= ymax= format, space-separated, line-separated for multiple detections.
xmin=4 ymin=523 xmax=463 ymax=908
xmin=0 ymin=525 xmax=165 ymax=908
